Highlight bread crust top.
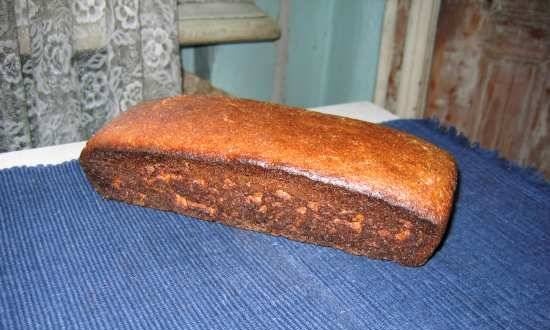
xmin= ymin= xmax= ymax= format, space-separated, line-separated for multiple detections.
xmin=82 ymin=95 xmax=457 ymax=226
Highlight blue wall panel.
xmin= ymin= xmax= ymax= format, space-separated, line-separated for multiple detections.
xmin=181 ymin=0 xmax=385 ymax=107
xmin=323 ymin=0 xmax=385 ymax=106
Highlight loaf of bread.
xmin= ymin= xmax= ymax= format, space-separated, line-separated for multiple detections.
xmin=80 ymin=95 xmax=457 ymax=266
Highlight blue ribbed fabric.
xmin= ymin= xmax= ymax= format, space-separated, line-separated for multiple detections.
xmin=1 ymin=119 xmax=549 ymax=330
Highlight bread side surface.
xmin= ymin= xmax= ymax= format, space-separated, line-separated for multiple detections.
xmin=80 ymin=95 xmax=457 ymax=266
xmin=86 ymin=95 xmax=457 ymax=226
xmin=80 ymin=150 xmax=444 ymax=266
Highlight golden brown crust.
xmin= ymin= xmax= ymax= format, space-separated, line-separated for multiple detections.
xmin=84 ymin=95 xmax=457 ymax=226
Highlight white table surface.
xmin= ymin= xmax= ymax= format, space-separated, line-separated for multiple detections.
xmin=0 ymin=102 xmax=397 ymax=170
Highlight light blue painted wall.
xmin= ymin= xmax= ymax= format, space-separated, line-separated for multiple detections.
xmin=181 ymin=0 xmax=385 ymax=108
xmin=284 ymin=0 xmax=334 ymax=107
xmin=182 ymin=0 xmax=280 ymax=100
xmin=323 ymin=1 xmax=385 ymax=106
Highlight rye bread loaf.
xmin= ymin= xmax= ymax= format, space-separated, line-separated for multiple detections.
xmin=79 ymin=95 xmax=457 ymax=266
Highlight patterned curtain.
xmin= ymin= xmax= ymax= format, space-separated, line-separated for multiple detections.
xmin=0 ymin=0 xmax=182 ymax=152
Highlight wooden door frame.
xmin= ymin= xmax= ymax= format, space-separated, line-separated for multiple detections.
xmin=374 ymin=0 xmax=441 ymax=118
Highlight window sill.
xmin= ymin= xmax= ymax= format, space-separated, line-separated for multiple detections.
xmin=178 ymin=2 xmax=280 ymax=46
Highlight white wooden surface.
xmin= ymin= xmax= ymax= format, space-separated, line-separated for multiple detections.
xmin=0 ymin=102 xmax=398 ymax=170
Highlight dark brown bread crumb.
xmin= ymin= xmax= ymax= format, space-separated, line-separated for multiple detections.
xmin=80 ymin=95 xmax=457 ymax=266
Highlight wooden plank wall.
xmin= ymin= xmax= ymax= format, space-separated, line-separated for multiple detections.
xmin=426 ymin=0 xmax=549 ymax=178
xmin=384 ymin=0 xmax=412 ymax=112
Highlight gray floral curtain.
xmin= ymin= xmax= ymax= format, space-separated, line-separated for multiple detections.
xmin=0 ymin=0 xmax=182 ymax=152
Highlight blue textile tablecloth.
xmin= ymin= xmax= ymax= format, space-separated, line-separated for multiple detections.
xmin=1 ymin=120 xmax=549 ymax=330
